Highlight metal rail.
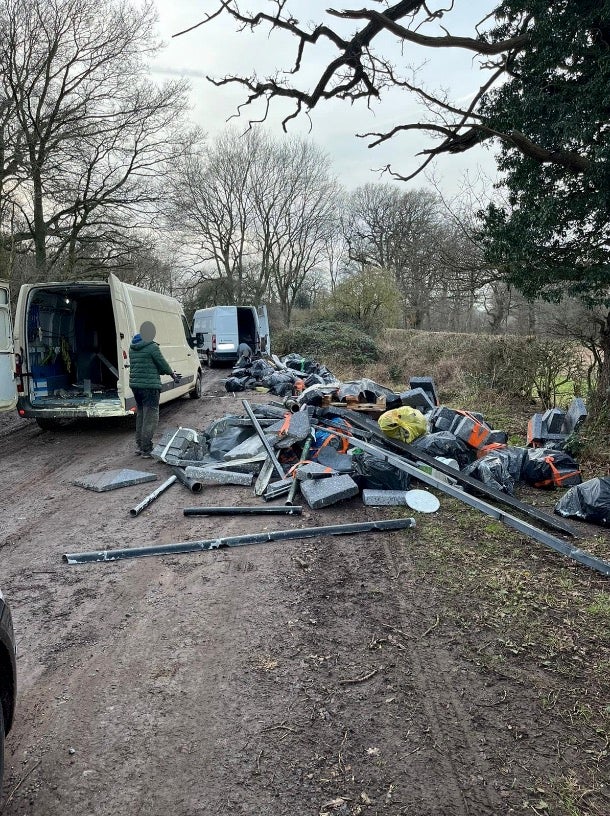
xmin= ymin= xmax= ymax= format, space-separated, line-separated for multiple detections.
xmin=64 ymin=517 xmax=416 ymax=564
xmin=129 ymin=475 xmax=177 ymax=517
xmin=242 ymin=400 xmax=285 ymax=479
xmin=184 ymin=506 xmax=302 ymax=516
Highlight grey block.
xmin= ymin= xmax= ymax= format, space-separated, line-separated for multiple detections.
xmin=296 ymin=462 xmax=338 ymax=481
xmin=266 ymin=410 xmax=312 ymax=448
xmin=452 ymin=415 xmax=491 ymax=449
xmin=409 ymin=376 xmax=439 ymax=406
xmin=300 ymin=474 xmax=359 ymax=509
xmin=184 ymin=467 xmax=254 ymax=486
xmin=399 ymin=387 xmax=434 ymax=413
xmin=542 ymin=408 xmax=566 ymax=435
xmin=429 ymin=406 xmax=458 ymax=432
xmin=565 ymin=397 xmax=587 ymax=434
xmin=73 ymin=469 xmax=157 ymax=492
xmin=223 ymin=434 xmax=265 ymax=460
xmin=527 ymin=413 xmax=545 ymax=446
xmin=362 ymin=489 xmax=408 ymax=506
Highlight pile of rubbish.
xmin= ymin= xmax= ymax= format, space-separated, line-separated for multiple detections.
xmin=224 ymin=353 xmax=337 ymax=396
xmin=63 ymin=359 xmax=610 ymax=576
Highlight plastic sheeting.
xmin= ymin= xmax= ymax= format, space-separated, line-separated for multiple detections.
xmin=352 ymin=451 xmax=411 ymax=492
xmin=378 ymin=407 xmax=428 ymax=444
xmin=521 ymin=448 xmax=582 ymax=489
xmin=555 ymin=477 xmax=610 ymax=526
xmin=463 ymin=447 xmax=527 ymax=494
xmin=410 ymin=431 xmax=473 ymax=469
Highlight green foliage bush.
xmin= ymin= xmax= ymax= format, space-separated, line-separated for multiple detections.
xmin=274 ymin=322 xmax=379 ymax=365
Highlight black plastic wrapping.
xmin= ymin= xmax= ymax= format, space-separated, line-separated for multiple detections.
xmin=463 ymin=447 xmax=527 ymax=494
xmin=522 ymin=448 xmax=582 ymax=489
xmin=352 ymin=451 xmax=411 ymax=491
xmin=410 ymin=431 xmax=474 ymax=469
xmin=555 ymin=477 xmax=610 ymax=526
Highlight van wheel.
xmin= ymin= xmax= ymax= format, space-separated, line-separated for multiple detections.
xmin=190 ymin=372 xmax=202 ymax=399
xmin=207 ymin=353 xmax=215 ymax=369
xmin=36 ymin=418 xmax=62 ymax=431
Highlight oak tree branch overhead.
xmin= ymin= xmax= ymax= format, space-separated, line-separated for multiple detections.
xmin=175 ymin=1 xmax=592 ymax=181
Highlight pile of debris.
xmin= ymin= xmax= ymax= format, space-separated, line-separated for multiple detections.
xmin=65 ymin=365 xmax=610 ymax=576
xmin=224 ymin=353 xmax=337 ymax=396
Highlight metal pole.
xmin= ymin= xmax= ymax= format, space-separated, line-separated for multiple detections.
xmin=286 ymin=435 xmax=312 ymax=506
xmin=170 ymin=466 xmax=203 ymax=494
xmin=332 ymin=432 xmax=610 ymax=577
xmin=129 ymin=475 xmax=177 ymax=517
xmin=184 ymin=506 xmax=303 ymax=516
xmin=241 ymin=399 xmax=285 ymax=479
xmin=64 ymin=517 xmax=416 ymax=564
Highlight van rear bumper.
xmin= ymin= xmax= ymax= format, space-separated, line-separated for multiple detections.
xmin=17 ymin=397 xmax=130 ymax=419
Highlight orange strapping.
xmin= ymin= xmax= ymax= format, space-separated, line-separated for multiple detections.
xmin=534 ymin=456 xmax=581 ymax=488
xmin=278 ymin=413 xmax=291 ymax=437
xmin=477 ymin=443 xmax=508 ymax=459
xmin=287 ymin=460 xmax=334 ymax=478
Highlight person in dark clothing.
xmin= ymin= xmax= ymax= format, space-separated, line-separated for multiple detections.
xmin=129 ymin=321 xmax=178 ymax=457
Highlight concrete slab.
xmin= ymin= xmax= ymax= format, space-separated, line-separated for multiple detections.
xmin=184 ymin=467 xmax=254 ymax=486
xmin=409 ymin=376 xmax=439 ymax=406
xmin=73 ymin=469 xmax=157 ymax=492
xmin=300 ymin=474 xmax=359 ymax=509
xmin=362 ymin=489 xmax=408 ymax=506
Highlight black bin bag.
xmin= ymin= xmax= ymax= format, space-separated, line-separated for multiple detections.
xmin=351 ymin=451 xmax=410 ymax=491
xmin=555 ymin=477 xmax=610 ymax=526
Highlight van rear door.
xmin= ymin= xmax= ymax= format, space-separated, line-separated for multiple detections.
xmin=108 ymin=273 xmax=134 ymax=410
xmin=0 ymin=282 xmax=17 ymax=413
xmin=258 ymin=305 xmax=271 ymax=354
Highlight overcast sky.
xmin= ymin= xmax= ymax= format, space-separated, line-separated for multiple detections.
xmin=149 ymin=1 xmax=499 ymax=197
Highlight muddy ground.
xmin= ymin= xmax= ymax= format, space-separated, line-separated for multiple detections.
xmin=0 ymin=368 xmax=608 ymax=816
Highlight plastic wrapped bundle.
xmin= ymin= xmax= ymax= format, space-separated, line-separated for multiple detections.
xmin=555 ymin=477 xmax=610 ymax=526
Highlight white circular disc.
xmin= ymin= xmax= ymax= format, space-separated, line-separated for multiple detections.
xmin=404 ymin=489 xmax=440 ymax=513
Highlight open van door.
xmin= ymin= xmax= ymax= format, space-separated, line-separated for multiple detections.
xmin=0 ymin=281 xmax=17 ymax=413
xmin=258 ymin=305 xmax=271 ymax=354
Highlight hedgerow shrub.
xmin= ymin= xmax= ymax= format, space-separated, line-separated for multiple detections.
xmin=274 ymin=322 xmax=379 ymax=365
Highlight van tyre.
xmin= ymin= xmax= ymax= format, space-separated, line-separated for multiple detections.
xmin=190 ymin=372 xmax=202 ymax=399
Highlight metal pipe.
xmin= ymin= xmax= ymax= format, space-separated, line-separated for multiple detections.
xmin=170 ymin=466 xmax=203 ymax=494
xmin=330 ymin=431 xmax=610 ymax=577
xmin=286 ymin=436 xmax=312 ymax=506
xmin=241 ymin=399 xmax=285 ymax=479
xmin=184 ymin=506 xmax=302 ymax=516
xmin=64 ymin=517 xmax=416 ymax=564
xmin=129 ymin=475 xmax=177 ymax=517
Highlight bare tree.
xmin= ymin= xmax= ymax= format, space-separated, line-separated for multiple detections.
xmin=168 ymin=129 xmax=340 ymax=324
xmin=0 ymin=0 xmax=190 ymax=278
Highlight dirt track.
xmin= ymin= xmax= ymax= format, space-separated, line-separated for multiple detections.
xmin=0 ymin=369 xmax=607 ymax=815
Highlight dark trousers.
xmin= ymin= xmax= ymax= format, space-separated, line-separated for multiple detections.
xmin=133 ymin=388 xmax=160 ymax=453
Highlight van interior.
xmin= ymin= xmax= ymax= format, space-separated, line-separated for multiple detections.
xmin=236 ymin=307 xmax=257 ymax=348
xmin=25 ymin=284 xmax=120 ymax=407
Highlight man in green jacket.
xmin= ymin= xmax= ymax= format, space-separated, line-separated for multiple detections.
xmin=129 ymin=321 xmax=178 ymax=457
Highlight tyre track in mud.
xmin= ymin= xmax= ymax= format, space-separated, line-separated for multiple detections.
xmin=381 ymin=534 xmax=501 ymax=815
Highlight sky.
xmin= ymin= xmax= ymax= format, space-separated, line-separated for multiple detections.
xmin=149 ymin=1 xmax=500 ymax=198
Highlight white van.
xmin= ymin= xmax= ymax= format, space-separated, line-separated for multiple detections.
xmin=0 ymin=274 xmax=202 ymax=428
xmin=192 ymin=305 xmax=270 ymax=366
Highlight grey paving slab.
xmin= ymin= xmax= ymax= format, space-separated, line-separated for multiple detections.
xmin=73 ymin=469 xmax=157 ymax=492
xmin=300 ymin=474 xmax=359 ymax=509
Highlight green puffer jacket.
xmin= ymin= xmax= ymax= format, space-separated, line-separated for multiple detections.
xmin=129 ymin=337 xmax=173 ymax=390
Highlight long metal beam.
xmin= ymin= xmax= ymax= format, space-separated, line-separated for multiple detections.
xmin=242 ymin=399 xmax=285 ymax=479
xmin=64 ymin=517 xmax=416 ymax=564
xmin=322 ymin=407 xmax=576 ymax=537
xmin=333 ymin=433 xmax=610 ymax=577
xmin=184 ymin=506 xmax=302 ymax=516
